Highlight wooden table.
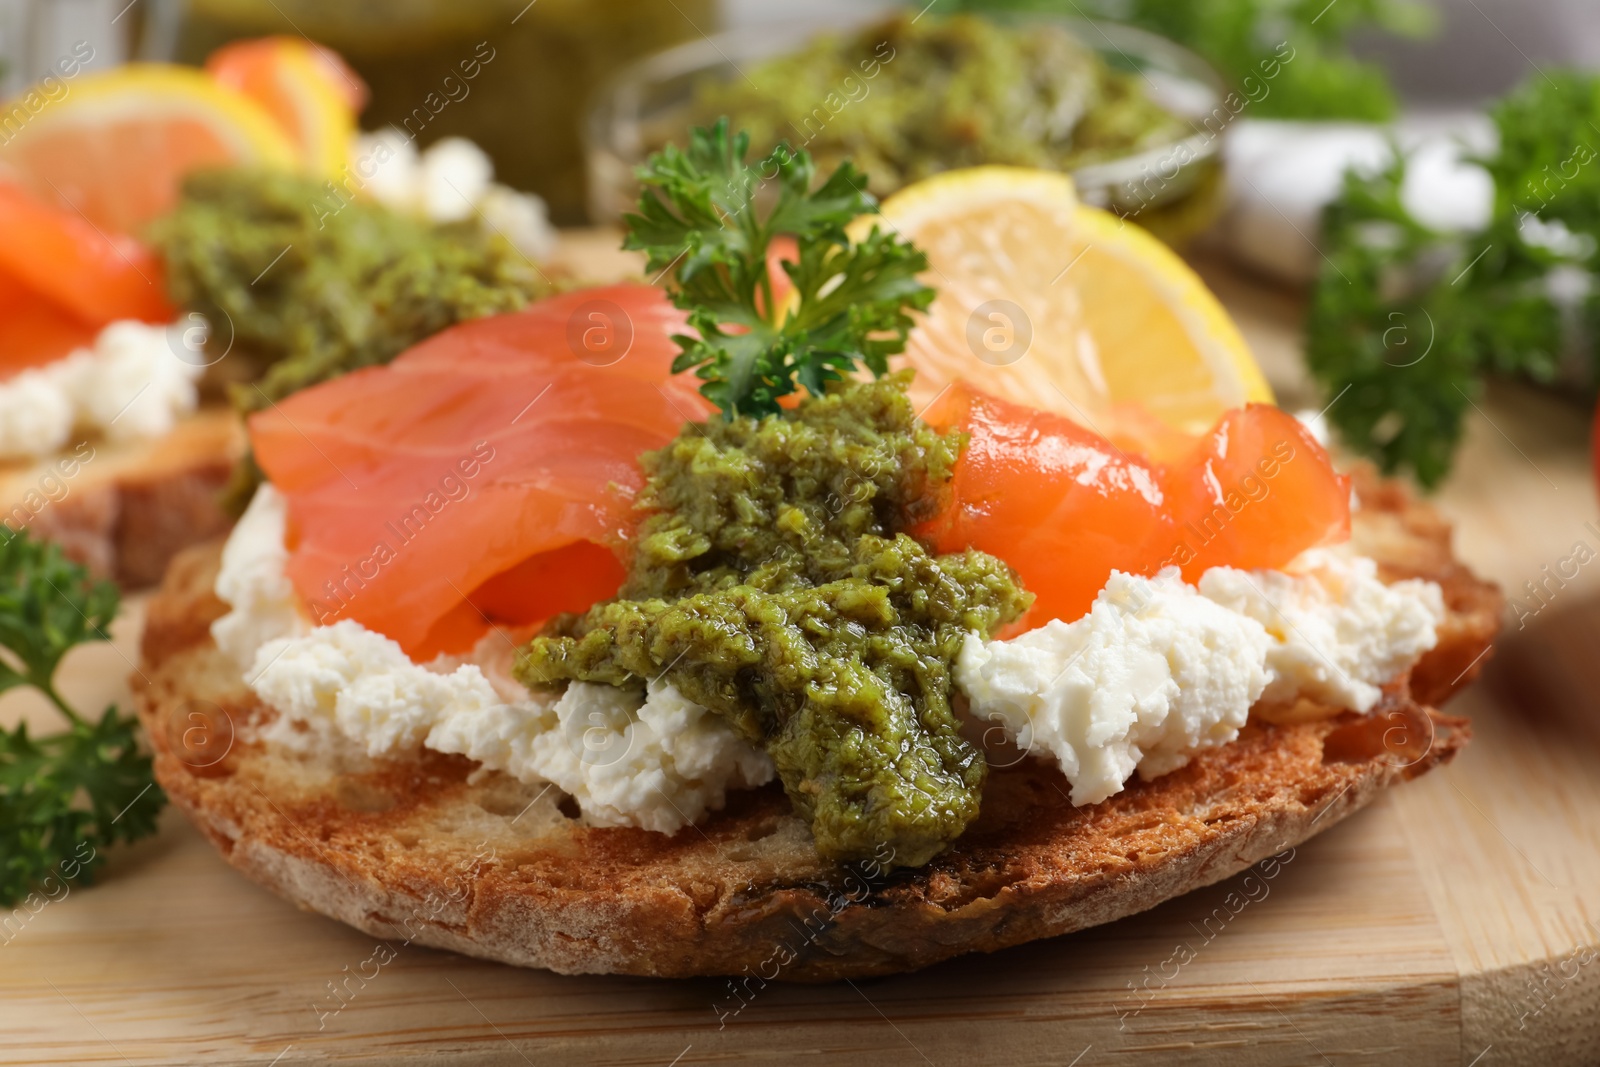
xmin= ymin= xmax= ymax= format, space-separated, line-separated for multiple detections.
xmin=3 ymin=255 xmax=1598 ymax=1066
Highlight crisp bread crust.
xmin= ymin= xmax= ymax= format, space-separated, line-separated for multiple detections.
xmin=134 ymin=470 xmax=1500 ymax=981
xmin=1 ymin=411 xmax=240 ymax=586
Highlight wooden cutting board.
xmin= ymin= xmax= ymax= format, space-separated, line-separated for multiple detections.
xmin=3 ymin=253 xmax=1599 ymax=1066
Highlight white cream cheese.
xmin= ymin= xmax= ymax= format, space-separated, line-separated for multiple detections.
xmin=958 ymin=569 xmax=1272 ymax=806
xmin=215 ymin=488 xmax=771 ymax=833
xmin=1198 ymin=549 xmax=1445 ymax=713
xmin=353 ymin=130 xmax=555 ymax=261
xmin=0 ymin=367 xmax=76 ymax=458
xmin=68 ymin=320 xmax=205 ymax=441
xmin=0 ymin=319 xmax=201 ymax=460
xmin=246 ymin=618 xmax=772 ymax=832
xmin=961 ymin=555 xmax=1446 ymax=806
xmin=214 ymin=489 xmax=1445 ymax=829
xmin=251 ymin=619 xmax=500 ymax=757
xmin=414 ymin=136 xmax=494 ymax=223
xmin=212 ymin=484 xmax=308 ymax=669
xmin=429 ymin=679 xmax=775 ymax=834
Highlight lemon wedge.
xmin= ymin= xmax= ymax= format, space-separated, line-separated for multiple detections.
xmin=0 ymin=65 xmax=297 ymax=233
xmin=854 ymin=167 xmax=1271 ymax=440
xmin=207 ymin=37 xmax=366 ymax=177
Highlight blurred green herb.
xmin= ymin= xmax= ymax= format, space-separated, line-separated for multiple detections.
xmin=1308 ymin=71 xmax=1600 ymax=487
xmin=624 ymin=118 xmax=935 ymax=418
xmin=948 ymin=0 xmax=1433 ymax=121
xmin=0 ymin=529 xmax=163 ymax=907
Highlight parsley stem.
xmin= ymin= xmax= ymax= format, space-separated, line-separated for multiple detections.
xmin=759 ymin=264 xmax=776 ymax=327
xmin=40 ymin=682 xmax=84 ymax=726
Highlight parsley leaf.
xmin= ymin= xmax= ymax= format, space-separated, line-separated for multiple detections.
xmin=624 ymin=119 xmax=935 ymax=418
xmin=0 ymin=530 xmax=164 ymax=907
xmin=1308 ymin=71 xmax=1600 ymax=486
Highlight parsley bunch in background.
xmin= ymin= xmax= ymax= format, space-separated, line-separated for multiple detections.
xmin=947 ymin=0 xmax=1434 ymax=120
xmin=0 ymin=530 xmax=163 ymax=907
xmin=625 ymin=118 xmax=934 ymax=417
xmin=1308 ymin=72 xmax=1600 ymax=487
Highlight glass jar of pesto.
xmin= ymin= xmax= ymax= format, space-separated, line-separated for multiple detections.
xmin=588 ymin=11 xmax=1228 ymax=244
xmin=140 ymin=0 xmax=718 ymax=223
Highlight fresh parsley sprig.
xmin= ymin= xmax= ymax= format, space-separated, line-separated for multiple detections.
xmin=624 ymin=118 xmax=935 ymax=417
xmin=0 ymin=529 xmax=164 ymax=907
xmin=1308 ymin=71 xmax=1599 ymax=487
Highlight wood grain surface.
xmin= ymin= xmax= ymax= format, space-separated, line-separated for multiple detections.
xmin=1 ymin=248 xmax=1597 ymax=1066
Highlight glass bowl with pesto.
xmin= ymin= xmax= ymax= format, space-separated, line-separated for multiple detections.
xmin=586 ymin=11 xmax=1229 ymax=242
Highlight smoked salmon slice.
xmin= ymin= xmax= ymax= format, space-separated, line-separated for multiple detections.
xmin=919 ymin=383 xmax=1349 ymax=628
xmin=1162 ymin=403 xmax=1351 ymax=580
xmin=918 ymin=382 xmax=1175 ymax=628
xmin=0 ymin=181 xmax=172 ymax=329
xmin=0 ymin=271 xmax=99 ymax=375
xmin=257 ymin=303 xmax=1345 ymax=660
xmin=250 ymin=284 xmax=708 ymax=659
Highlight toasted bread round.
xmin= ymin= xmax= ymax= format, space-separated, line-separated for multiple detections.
xmin=134 ymin=470 xmax=1499 ymax=981
xmin=1 ymin=410 xmax=240 ymax=586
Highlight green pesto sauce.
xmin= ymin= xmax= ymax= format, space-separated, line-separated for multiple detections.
xmin=154 ymin=168 xmax=546 ymax=409
xmin=682 ymin=13 xmax=1186 ymax=197
xmin=152 ymin=168 xmax=548 ymax=511
xmin=516 ymin=375 xmax=1032 ymax=868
